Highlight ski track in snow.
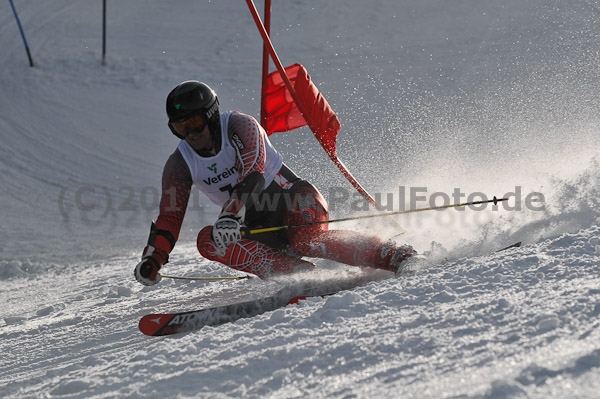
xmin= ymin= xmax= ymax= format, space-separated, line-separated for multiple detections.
xmin=1 ymin=227 xmax=600 ymax=398
xmin=1 ymin=0 xmax=600 ymax=398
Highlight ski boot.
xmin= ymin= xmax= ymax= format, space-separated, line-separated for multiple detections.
xmin=379 ymin=239 xmax=425 ymax=277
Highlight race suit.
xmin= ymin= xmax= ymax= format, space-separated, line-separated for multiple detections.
xmin=149 ymin=111 xmax=413 ymax=278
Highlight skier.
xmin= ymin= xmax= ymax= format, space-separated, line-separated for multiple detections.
xmin=134 ymin=81 xmax=420 ymax=285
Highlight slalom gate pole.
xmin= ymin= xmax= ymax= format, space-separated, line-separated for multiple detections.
xmin=259 ymin=0 xmax=271 ymax=127
xmin=161 ymin=275 xmax=253 ymax=281
xmin=246 ymin=0 xmax=383 ymax=210
xmin=245 ymin=0 xmax=311 ymax=139
xmin=243 ymin=196 xmax=508 ymax=236
xmin=9 ymin=0 xmax=34 ymax=67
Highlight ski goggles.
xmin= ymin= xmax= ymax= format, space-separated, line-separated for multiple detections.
xmin=169 ymin=114 xmax=207 ymax=138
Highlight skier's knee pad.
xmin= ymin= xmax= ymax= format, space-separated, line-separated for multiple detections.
xmin=286 ymin=180 xmax=329 ymax=215
xmin=284 ymin=181 xmax=329 ymax=254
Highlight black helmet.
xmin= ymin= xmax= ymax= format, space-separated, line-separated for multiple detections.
xmin=166 ymin=81 xmax=221 ymax=148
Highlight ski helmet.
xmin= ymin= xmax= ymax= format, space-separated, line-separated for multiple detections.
xmin=166 ymin=81 xmax=221 ymax=148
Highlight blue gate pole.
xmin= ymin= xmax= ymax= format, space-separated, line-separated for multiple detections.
xmin=9 ymin=0 xmax=34 ymax=67
xmin=102 ymin=0 xmax=106 ymax=65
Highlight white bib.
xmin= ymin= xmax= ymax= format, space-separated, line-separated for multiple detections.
xmin=178 ymin=112 xmax=283 ymax=206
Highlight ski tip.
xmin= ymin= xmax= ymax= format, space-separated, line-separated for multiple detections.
xmin=496 ymin=241 xmax=522 ymax=252
xmin=287 ymin=296 xmax=308 ymax=305
xmin=139 ymin=314 xmax=173 ymax=336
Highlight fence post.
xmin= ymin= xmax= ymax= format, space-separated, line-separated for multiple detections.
xmin=9 ymin=0 xmax=34 ymax=67
xmin=102 ymin=0 xmax=107 ymax=65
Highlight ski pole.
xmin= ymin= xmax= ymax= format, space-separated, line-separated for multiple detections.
xmin=160 ymin=274 xmax=253 ymax=281
xmin=243 ymin=196 xmax=508 ymax=236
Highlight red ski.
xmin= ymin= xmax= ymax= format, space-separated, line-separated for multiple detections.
xmin=139 ymin=289 xmax=289 ymax=336
xmin=139 ymin=278 xmax=368 ymax=336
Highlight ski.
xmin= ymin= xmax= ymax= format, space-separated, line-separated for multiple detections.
xmin=138 ymin=288 xmax=336 ymax=336
xmin=139 ymin=288 xmax=283 ymax=336
xmin=497 ymin=241 xmax=522 ymax=252
xmin=139 ymin=242 xmax=523 ymax=336
xmin=138 ymin=270 xmax=378 ymax=336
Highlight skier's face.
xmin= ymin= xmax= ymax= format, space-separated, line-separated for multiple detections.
xmin=172 ymin=115 xmax=212 ymax=151
xmin=184 ymin=123 xmax=212 ymax=151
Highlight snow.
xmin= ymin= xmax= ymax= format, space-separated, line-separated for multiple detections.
xmin=1 ymin=0 xmax=600 ymax=398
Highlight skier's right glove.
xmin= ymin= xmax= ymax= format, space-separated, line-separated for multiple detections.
xmin=134 ymin=246 xmax=168 ymax=286
xmin=212 ymin=199 xmax=245 ymax=251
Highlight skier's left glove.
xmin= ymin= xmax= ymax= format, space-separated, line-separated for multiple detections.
xmin=213 ymin=199 xmax=245 ymax=251
xmin=134 ymin=246 xmax=169 ymax=286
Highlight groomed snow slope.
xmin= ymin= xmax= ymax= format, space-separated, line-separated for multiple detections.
xmin=1 ymin=1 xmax=600 ymax=398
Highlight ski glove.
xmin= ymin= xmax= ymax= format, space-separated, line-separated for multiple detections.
xmin=134 ymin=246 xmax=168 ymax=286
xmin=213 ymin=199 xmax=245 ymax=251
